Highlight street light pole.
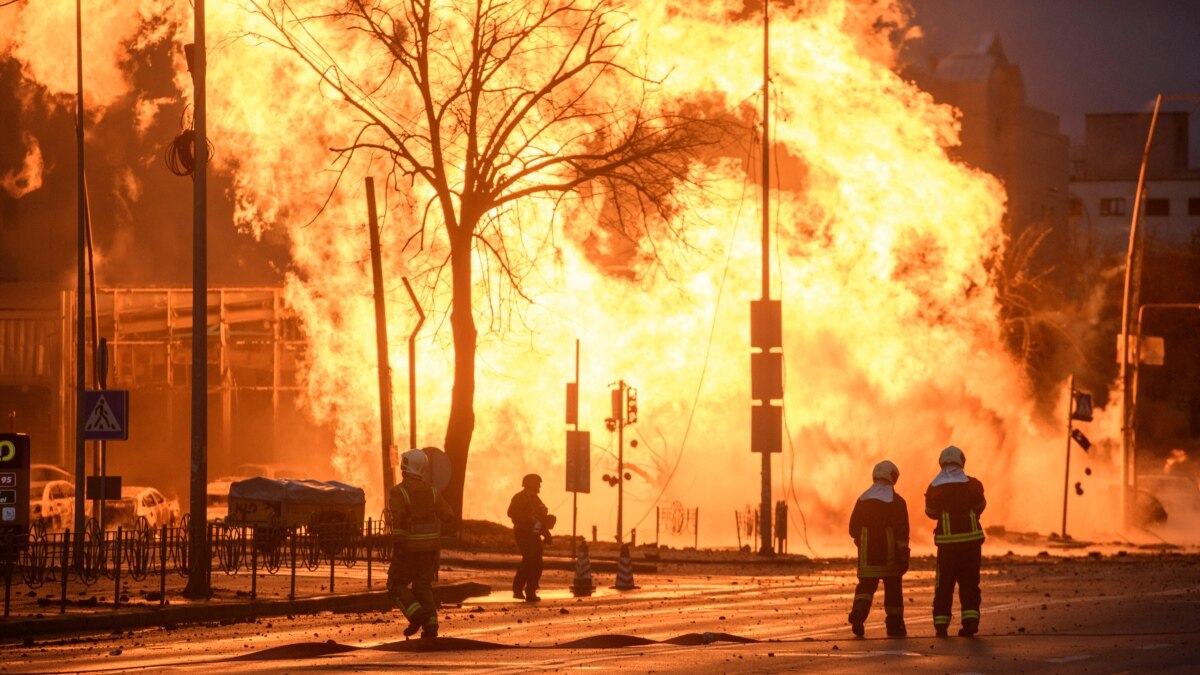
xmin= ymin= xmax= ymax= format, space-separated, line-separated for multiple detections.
xmin=183 ymin=0 xmax=210 ymax=599
xmin=1118 ymin=94 xmax=1160 ymax=531
xmin=72 ymin=0 xmax=87 ymax=561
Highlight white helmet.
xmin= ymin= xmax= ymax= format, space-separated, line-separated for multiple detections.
xmin=939 ymin=445 xmax=965 ymax=468
xmin=401 ymin=448 xmax=428 ymax=479
xmin=872 ymin=460 xmax=899 ymax=485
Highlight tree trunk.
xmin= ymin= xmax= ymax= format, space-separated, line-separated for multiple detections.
xmin=443 ymin=225 xmax=476 ymax=520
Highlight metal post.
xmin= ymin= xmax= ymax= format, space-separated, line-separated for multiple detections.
xmin=694 ymin=508 xmax=699 ymax=550
xmin=1062 ymin=376 xmax=1074 ymax=539
xmin=366 ymin=178 xmax=396 ymax=502
xmin=72 ymin=0 xmax=88 ymax=569
xmin=403 ymin=278 xmax=425 ymax=454
xmin=289 ymin=529 xmax=297 ymax=601
xmin=113 ymin=527 xmax=122 ymax=608
xmin=616 ymin=381 xmax=624 ymax=544
xmin=60 ymin=530 xmax=70 ymax=614
xmin=366 ymin=517 xmax=372 ymax=589
xmin=757 ymin=0 xmax=774 ymax=557
xmin=184 ymin=0 xmax=211 ymax=600
xmin=159 ymin=525 xmax=167 ymax=606
xmin=1118 ymin=94 xmax=1162 ymax=530
xmin=250 ymin=528 xmax=258 ymax=601
xmin=571 ymin=339 xmax=580 ymax=560
xmin=4 ymin=545 xmax=11 ymax=618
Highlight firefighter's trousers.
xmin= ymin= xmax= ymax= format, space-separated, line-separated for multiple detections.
xmin=933 ymin=541 xmax=982 ymax=629
xmin=513 ymin=530 xmax=544 ymax=595
xmin=389 ymin=547 xmax=440 ymax=629
xmin=850 ymin=576 xmax=905 ymax=631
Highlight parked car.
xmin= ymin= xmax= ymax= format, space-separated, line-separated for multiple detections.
xmin=30 ymin=464 xmax=73 ymax=494
xmin=206 ymin=476 xmax=239 ymax=522
xmin=232 ymin=463 xmax=308 ymax=480
xmin=30 ymin=479 xmax=75 ymax=530
xmin=207 ymin=464 xmax=310 ymax=523
xmin=104 ymin=486 xmax=181 ymax=529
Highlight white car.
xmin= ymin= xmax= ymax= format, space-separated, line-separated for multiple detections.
xmin=106 ymin=486 xmax=182 ymax=529
xmin=30 ymin=479 xmax=76 ymax=530
xmin=206 ymin=476 xmax=241 ymax=522
xmin=30 ymin=464 xmax=74 ymax=494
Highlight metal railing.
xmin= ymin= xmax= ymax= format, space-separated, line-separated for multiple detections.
xmin=1 ymin=517 xmax=395 ymax=618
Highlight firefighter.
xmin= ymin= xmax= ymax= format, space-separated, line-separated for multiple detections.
xmin=508 ymin=473 xmax=556 ymax=602
xmin=924 ymin=444 xmax=987 ymax=637
xmin=388 ymin=447 xmax=456 ymax=639
xmin=847 ymin=460 xmax=910 ymax=638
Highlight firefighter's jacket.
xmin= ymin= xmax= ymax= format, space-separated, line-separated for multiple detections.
xmin=924 ymin=468 xmax=986 ymax=545
xmin=389 ymin=476 xmax=455 ymax=552
xmin=507 ymin=488 xmax=549 ymax=535
xmin=849 ymin=486 xmax=910 ymax=578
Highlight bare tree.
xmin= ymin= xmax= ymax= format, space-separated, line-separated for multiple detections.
xmin=249 ymin=0 xmax=719 ymax=517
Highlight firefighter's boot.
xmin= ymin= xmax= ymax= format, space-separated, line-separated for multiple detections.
xmin=402 ymin=604 xmax=429 ymax=637
xmin=885 ymin=615 xmax=907 ymax=638
xmin=848 ymin=596 xmax=870 ymax=637
xmin=847 ymin=610 xmax=866 ymax=638
xmin=958 ymin=618 xmax=979 ymax=637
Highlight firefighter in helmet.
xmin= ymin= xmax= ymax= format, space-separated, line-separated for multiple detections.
xmin=848 ymin=459 xmax=910 ymax=637
xmin=925 ymin=445 xmax=987 ymax=637
xmin=388 ymin=447 xmax=456 ymax=638
xmin=508 ymin=473 xmax=555 ymax=601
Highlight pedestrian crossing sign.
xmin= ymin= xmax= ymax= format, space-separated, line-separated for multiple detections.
xmin=83 ymin=390 xmax=129 ymax=441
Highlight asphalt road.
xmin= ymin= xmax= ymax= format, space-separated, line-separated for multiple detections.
xmin=4 ymin=552 xmax=1199 ymax=673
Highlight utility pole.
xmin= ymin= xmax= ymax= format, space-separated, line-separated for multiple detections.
xmin=183 ymin=0 xmax=210 ymax=599
xmin=365 ymin=177 xmax=395 ymax=500
xmin=749 ymin=0 xmax=782 ymax=555
xmin=72 ymin=0 xmax=87 ymax=563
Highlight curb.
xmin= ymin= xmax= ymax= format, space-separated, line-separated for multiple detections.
xmin=0 ymin=582 xmax=490 ymax=640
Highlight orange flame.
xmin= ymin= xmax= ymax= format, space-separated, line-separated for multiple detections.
xmin=2 ymin=0 xmax=1129 ymax=550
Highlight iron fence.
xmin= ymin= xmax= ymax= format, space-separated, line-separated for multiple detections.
xmin=0 ymin=517 xmax=396 ymax=617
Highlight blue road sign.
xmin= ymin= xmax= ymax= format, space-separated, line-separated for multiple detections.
xmin=83 ymin=390 xmax=129 ymax=441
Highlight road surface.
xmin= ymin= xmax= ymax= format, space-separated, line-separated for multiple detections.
xmin=4 ymin=551 xmax=1199 ymax=673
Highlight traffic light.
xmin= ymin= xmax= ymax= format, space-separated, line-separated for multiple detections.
xmin=626 ymin=387 xmax=638 ymax=425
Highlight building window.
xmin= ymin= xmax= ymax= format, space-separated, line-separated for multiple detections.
xmin=1145 ymin=198 xmax=1170 ymax=216
xmin=1099 ymin=198 xmax=1126 ymax=216
xmin=1189 ymin=197 xmax=1200 ymax=216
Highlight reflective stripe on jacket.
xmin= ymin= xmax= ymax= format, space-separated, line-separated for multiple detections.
xmin=849 ymin=493 xmax=909 ymax=578
xmin=389 ymin=478 xmax=453 ymax=552
xmin=924 ymin=476 xmax=986 ymax=545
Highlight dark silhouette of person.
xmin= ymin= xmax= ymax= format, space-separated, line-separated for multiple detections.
xmin=508 ymin=473 xmax=555 ymax=602
xmin=848 ymin=459 xmax=910 ymax=638
xmin=388 ymin=448 xmax=456 ymax=638
xmin=925 ymin=445 xmax=986 ymax=637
